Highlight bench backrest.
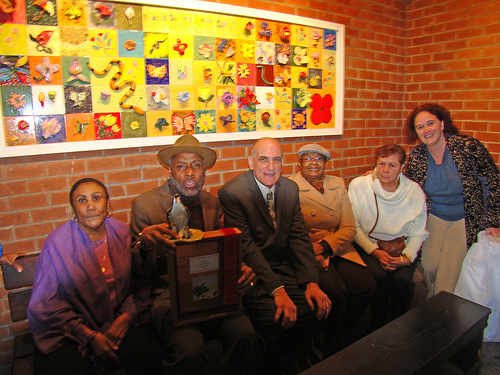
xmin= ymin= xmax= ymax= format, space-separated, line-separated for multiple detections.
xmin=1 ymin=254 xmax=39 ymax=322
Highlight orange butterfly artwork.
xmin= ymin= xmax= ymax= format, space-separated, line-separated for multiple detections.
xmin=147 ymin=64 xmax=167 ymax=79
xmin=172 ymin=113 xmax=196 ymax=134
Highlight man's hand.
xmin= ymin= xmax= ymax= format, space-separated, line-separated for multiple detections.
xmin=273 ymin=288 xmax=297 ymax=329
xmin=138 ymin=224 xmax=178 ymax=254
xmin=305 ymin=282 xmax=331 ymax=320
xmin=0 ymin=252 xmax=25 ymax=273
xmin=237 ymin=263 xmax=257 ymax=294
xmin=105 ymin=313 xmax=132 ymax=347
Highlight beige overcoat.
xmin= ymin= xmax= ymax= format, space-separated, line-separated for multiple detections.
xmin=289 ymin=173 xmax=365 ymax=267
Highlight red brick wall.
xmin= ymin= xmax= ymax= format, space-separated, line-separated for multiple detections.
xmin=1 ymin=0 xmax=499 ymax=367
xmin=405 ymin=0 xmax=500 ymax=161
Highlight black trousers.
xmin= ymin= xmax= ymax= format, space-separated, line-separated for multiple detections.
xmin=318 ymin=256 xmax=376 ymax=354
xmin=243 ymin=273 xmax=324 ymax=375
xmin=358 ymin=249 xmax=417 ymax=330
xmin=34 ymin=322 xmax=163 ymax=375
xmin=160 ymin=311 xmax=265 ymax=375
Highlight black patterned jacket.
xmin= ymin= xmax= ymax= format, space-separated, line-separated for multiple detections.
xmin=405 ymin=134 xmax=500 ymax=249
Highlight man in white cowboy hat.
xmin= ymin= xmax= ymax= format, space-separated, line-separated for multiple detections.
xmin=130 ymin=134 xmax=263 ymax=375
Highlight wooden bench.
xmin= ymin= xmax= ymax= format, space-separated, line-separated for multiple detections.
xmin=300 ymin=291 xmax=491 ymax=375
xmin=1 ymin=253 xmax=39 ymax=375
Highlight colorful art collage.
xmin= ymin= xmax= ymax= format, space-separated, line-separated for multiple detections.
xmin=0 ymin=0 xmax=341 ymax=152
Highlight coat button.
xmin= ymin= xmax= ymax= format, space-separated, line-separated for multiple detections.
xmin=329 ymin=211 xmax=335 ymax=216
xmin=310 ymin=210 xmax=316 ymax=216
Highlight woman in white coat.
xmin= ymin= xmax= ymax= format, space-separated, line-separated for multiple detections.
xmin=290 ymin=144 xmax=376 ymax=354
xmin=348 ymin=144 xmax=428 ymax=329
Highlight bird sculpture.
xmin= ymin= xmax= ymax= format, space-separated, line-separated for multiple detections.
xmin=168 ymin=194 xmax=191 ymax=239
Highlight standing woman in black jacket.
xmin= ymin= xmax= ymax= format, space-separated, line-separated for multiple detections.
xmin=404 ymin=103 xmax=500 ymax=298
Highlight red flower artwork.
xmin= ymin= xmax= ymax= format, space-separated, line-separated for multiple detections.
xmin=310 ymin=93 xmax=333 ymax=125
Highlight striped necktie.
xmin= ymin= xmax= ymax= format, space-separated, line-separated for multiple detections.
xmin=267 ymin=190 xmax=276 ymax=228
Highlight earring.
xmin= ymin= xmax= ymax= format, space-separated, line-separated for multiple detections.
xmin=107 ymin=209 xmax=112 ymax=217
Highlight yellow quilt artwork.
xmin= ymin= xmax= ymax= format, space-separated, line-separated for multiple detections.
xmin=0 ymin=0 xmax=341 ymax=154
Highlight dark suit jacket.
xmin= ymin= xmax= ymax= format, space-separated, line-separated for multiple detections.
xmin=218 ymin=170 xmax=319 ymax=297
xmin=130 ymin=180 xmax=223 ymax=328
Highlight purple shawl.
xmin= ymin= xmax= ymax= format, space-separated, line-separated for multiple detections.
xmin=27 ymin=217 xmax=135 ymax=354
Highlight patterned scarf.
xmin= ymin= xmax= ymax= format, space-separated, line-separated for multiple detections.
xmin=303 ymin=174 xmax=325 ymax=194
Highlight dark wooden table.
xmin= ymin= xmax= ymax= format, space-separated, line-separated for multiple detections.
xmin=300 ymin=291 xmax=491 ymax=375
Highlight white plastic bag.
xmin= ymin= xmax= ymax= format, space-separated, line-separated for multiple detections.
xmin=454 ymin=231 xmax=500 ymax=342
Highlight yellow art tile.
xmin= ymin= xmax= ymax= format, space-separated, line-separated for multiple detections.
xmin=290 ymin=25 xmax=308 ymax=46
xmin=142 ymin=6 xmax=169 ymax=33
xmin=308 ymin=28 xmax=324 ymax=48
xmin=256 ymin=109 xmax=274 ymax=131
xmin=88 ymin=29 xmax=118 ymax=57
xmin=274 ymin=88 xmax=292 ymax=109
xmin=194 ymin=85 xmax=216 ymax=110
xmin=193 ymin=61 xmax=216 ymax=86
xmin=0 ymin=24 xmax=28 ymax=55
xmin=216 ymin=86 xmax=236 ymax=110
xmin=169 ymin=34 xmax=194 ymax=60
xmin=58 ymin=0 xmax=88 ymax=28
xmin=291 ymin=66 xmax=309 ymax=88
xmin=144 ymin=33 xmax=169 ymax=59
xmin=214 ymin=14 xmax=238 ymax=39
xmin=169 ymin=60 xmax=193 ymax=86
xmin=170 ymin=86 xmax=194 ymax=111
xmin=26 ymin=25 xmax=61 ymax=56
xmin=233 ymin=18 xmax=256 ymax=40
xmin=309 ymin=48 xmax=322 ymax=69
xmin=322 ymin=70 xmax=336 ymax=90
xmin=216 ymin=109 xmax=237 ymax=133
xmin=235 ymin=40 xmax=255 ymax=63
xmin=323 ymin=50 xmax=336 ymax=70
xmin=192 ymin=11 xmax=216 ymax=36
xmin=274 ymin=109 xmax=291 ymax=130
xmin=60 ymin=27 xmax=90 ymax=56
xmin=169 ymin=9 xmax=194 ymax=34
xmin=146 ymin=110 xmax=172 ymax=137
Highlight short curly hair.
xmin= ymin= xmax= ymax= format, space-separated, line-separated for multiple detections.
xmin=404 ymin=103 xmax=459 ymax=142
xmin=375 ymin=144 xmax=406 ymax=165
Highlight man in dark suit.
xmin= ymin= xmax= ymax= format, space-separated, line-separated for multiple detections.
xmin=130 ymin=135 xmax=263 ymax=375
xmin=218 ymin=137 xmax=331 ymax=373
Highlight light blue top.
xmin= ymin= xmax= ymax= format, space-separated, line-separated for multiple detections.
xmin=424 ymin=146 xmax=465 ymax=221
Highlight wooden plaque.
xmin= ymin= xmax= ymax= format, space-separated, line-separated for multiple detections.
xmin=168 ymin=228 xmax=242 ymax=326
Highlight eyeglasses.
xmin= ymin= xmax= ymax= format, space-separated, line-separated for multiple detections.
xmin=300 ymin=156 xmax=326 ymax=163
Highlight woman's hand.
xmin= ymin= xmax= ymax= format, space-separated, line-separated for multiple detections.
xmin=315 ymin=254 xmax=329 ymax=272
xmin=105 ymin=313 xmax=132 ymax=347
xmin=238 ymin=263 xmax=257 ymax=294
xmin=372 ymin=249 xmax=399 ymax=271
xmin=88 ymin=332 xmax=119 ymax=362
xmin=485 ymin=227 xmax=500 ymax=237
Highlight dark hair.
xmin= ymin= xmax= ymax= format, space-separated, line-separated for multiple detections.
xmin=69 ymin=178 xmax=109 ymax=208
xmin=375 ymin=144 xmax=406 ymax=165
xmin=404 ymin=103 xmax=459 ymax=142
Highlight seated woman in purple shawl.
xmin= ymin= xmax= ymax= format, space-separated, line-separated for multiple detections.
xmin=27 ymin=178 xmax=163 ymax=375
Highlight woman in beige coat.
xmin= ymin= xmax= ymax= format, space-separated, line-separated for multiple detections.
xmin=290 ymin=144 xmax=376 ymax=355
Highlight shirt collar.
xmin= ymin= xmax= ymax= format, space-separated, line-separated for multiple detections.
xmin=253 ymin=174 xmax=276 ymax=201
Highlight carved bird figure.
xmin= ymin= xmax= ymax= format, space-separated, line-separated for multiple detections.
xmin=168 ymin=194 xmax=191 ymax=239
